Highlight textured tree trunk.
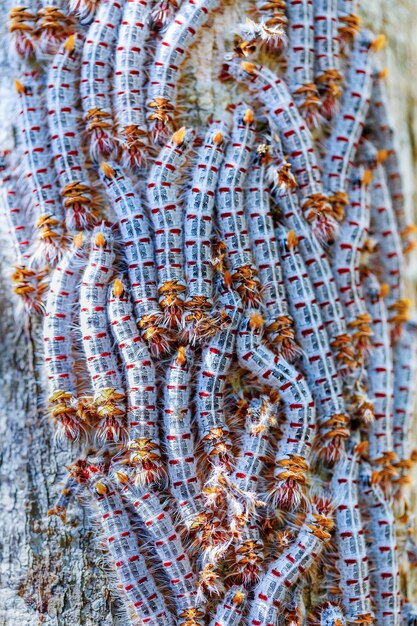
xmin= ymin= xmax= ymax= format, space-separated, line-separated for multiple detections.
xmin=0 ymin=1 xmax=416 ymax=625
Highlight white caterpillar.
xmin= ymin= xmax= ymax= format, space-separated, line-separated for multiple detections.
xmin=80 ymin=0 xmax=124 ymax=160
xmin=313 ymin=0 xmax=342 ymax=117
xmin=183 ymin=122 xmax=228 ymax=344
xmin=114 ymin=0 xmax=151 ymax=169
xmin=216 ymin=105 xmax=262 ymax=306
xmin=15 ymin=72 xmax=65 ymax=266
xmin=79 ymin=225 xmax=125 ymax=442
xmin=236 ymin=308 xmax=316 ymax=510
xmin=108 ymin=279 xmax=164 ymax=486
xmin=147 ymin=127 xmax=195 ymax=329
xmin=147 ymin=0 xmax=221 ymax=141
xmin=229 ymin=61 xmax=337 ymax=243
xmin=47 ymin=33 xmax=99 ymax=231
xmin=360 ymin=461 xmax=401 ymax=625
xmin=244 ymin=143 xmax=299 ymax=362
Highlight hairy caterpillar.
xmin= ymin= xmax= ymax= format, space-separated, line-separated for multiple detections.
xmin=229 ymin=61 xmax=337 ymax=243
xmin=236 ymin=308 xmax=316 ymax=510
xmin=147 ymin=127 xmax=195 ymax=329
xmin=147 ymin=0 xmax=221 ymax=141
xmin=183 ymin=122 xmax=228 ymax=344
xmin=323 ymin=29 xmax=385 ymax=221
xmin=216 ymin=105 xmax=262 ymax=306
xmin=99 ymin=162 xmax=170 ymax=356
xmin=79 ymin=225 xmax=126 ymax=442
xmin=47 ymin=33 xmax=99 ymax=231
xmin=80 ymin=0 xmax=124 ymax=160
xmin=36 ymin=0 xmax=74 ymax=55
xmin=313 ymin=0 xmax=342 ymax=117
xmin=8 ymin=2 xmax=37 ymax=61
xmin=337 ymin=0 xmax=361 ymax=44
xmin=209 ymin=586 xmax=247 ymax=626
xmin=15 ymin=72 xmax=66 ymax=266
xmin=114 ymin=0 xmax=151 ymax=169
xmin=108 ymin=279 xmax=164 ymax=486
xmin=244 ymin=143 xmax=299 ymax=361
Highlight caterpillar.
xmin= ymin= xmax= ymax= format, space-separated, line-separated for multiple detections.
xmin=15 ymin=72 xmax=66 ymax=266
xmin=79 ymin=225 xmax=126 ymax=442
xmin=323 ymin=29 xmax=385 ymax=221
xmin=99 ymin=161 xmax=170 ymax=356
xmin=362 ymin=271 xmax=395 ymax=469
xmin=147 ymin=0 xmax=221 ymax=141
xmin=247 ymin=504 xmax=333 ymax=626
xmin=216 ymin=105 xmax=262 ymax=306
xmin=229 ymin=61 xmax=337 ymax=243
xmin=70 ymin=460 xmax=174 ymax=625
xmin=331 ymin=440 xmax=374 ymax=625
xmin=44 ymin=233 xmax=90 ymax=441
xmin=47 ymin=33 xmax=99 ymax=231
xmin=313 ymin=0 xmax=342 ymax=117
xmin=80 ymin=0 xmax=124 ymax=160
xmin=360 ymin=461 xmax=401 ymax=625
xmin=209 ymin=586 xmax=247 ymax=626
xmin=108 ymin=279 xmax=164 ymax=486
xmin=286 ymin=0 xmax=322 ymax=128
xmin=236 ymin=308 xmax=316 ymax=510
xmin=8 ymin=2 xmax=37 ymax=61
xmin=337 ymin=0 xmax=361 ymax=44
xmin=183 ymin=122 xmax=228 ymax=344
xmin=276 ymin=224 xmax=349 ymax=464
xmin=36 ymin=1 xmax=74 ymax=55
xmin=114 ymin=0 xmax=151 ymax=169
xmin=270 ymin=142 xmax=355 ymax=376
xmin=244 ymin=143 xmax=299 ymax=362
xmin=147 ymin=127 xmax=195 ymax=329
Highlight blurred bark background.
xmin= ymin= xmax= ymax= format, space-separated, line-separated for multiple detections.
xmin=0 ymin=1 xmax=416 ymax=624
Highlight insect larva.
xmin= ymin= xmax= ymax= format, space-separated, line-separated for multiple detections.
xmin=209 ymin=586 xmax=247 ymax=626
xmin=229 ymin=61 xmax=337 ymax=243
xmin=44 ymin=233 xmax=90 ymax=440
xmin=360 ymin=461 xmax=401 ymax=625
xmin=147 ymin=0 xmax=220 ymax=141
xmin=183 ymin=122 xmax=228 ymax=344
xmin=319 ymin=602 xmax=346 ymax=625
xmin=247 ymin=506 xmax=333 ymax=626
xmin=313 ymin=0 xmax=342 ymax=117
xmin=147 ymin=127 xmax=195 ymax=329
xmin=99 ymin=162 xmax=170 ymax=356
xmin=8 ymin=3 xmax=37 ymax=61
xmin=392 ymin=321 xmax=417 ymax=482
xmin=163 ymin=346 xmax=204 ymax=531
xmin=331 ymin=441 xmax=374 ymax=625
xmin=286 ymin=0 xmax=322 ymax=128
xmin=270 ymin=137 xmax=355 ymax=375
xmin=244 ymin=143 xmax=299 ymax=362
xmin=323 ymin=29 xmax=385 ymax=220
xmin=69 ymin=0 xmax=99 ymax=24
xmin=71 ymin=461 xmax=174 ymax=625
xmin=362 ymin=272 xmax=395 ymax=469
xmin=114 ymin=0 xmax=151 ymax=169
xmin=80 ymin=225 xmax=126 ymax=442
xmin=216 ymin=105 xmax=262 ymax=306
xmin=236 ymin=308 xmax=316 ymax=510
xmin=47 ymin=33 xmax=99 ymax=231
xmin=276 ymin=225 xmax=348 ymax=463
xmin=112 ymin=471 xmax=200 ymax=622
xmin=337 ymin=0 xmax=361 ymax=44
xmin=15 ymin=73 xmax=66 ymax=266
xmin=150 ymin=0 xmax=181 ymax=30
xmin=36 ymin=1 xmax=73 ymax=55
xmin=230 ymin=522 xmax=265 ymax=587
xmin=196 ymin=283 xmax=242 ymax=474
xmin=80 ymin=0 xmax=124 ymax=160
xmin=108 ymin=279 xmax=164 ymax=486
xmin=330 ymin=166 xmax=372 ymax=363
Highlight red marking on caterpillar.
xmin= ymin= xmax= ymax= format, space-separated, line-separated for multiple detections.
xmin=8 ymin=3 xmax=37 ymax=61
xmin=114 ymin=0 xmax=151 ymax=169
xmin=245 ymin=143 xmax=300 ymax=362
xmin=216 ymin=105 xmax=262 ymax=306
xmin=15 ymin=72 xmax=66 ymax=266
xmin=229 ymin=61 xmax=337 ymax=243
xmin=276 ymin=223 xmax=348 ymax=464
xmin=236 ymin=307 xmax=316 ymax=510
xmin=79 ymin=225 xmax=126 ymax=442
xmin=47 ymin=33 xmax=100 ymax=231
xmin=36 ymin=2 xmax=74 ymax=56
xmin=147 ymin=127 xmax=195 ymax=329
xmin=183 ymin=122 xmax=229 ymax=344
xmin=147 ymin=0 xmax=221 ymax=141
xmin=80 ymin=0 xmax=123 ymax=160
xmin=313 ymin=0 xmax=343 ymax=118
